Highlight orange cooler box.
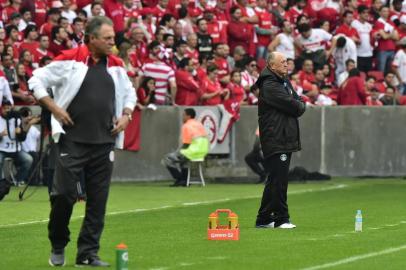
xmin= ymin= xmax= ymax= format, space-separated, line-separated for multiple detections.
xmin=207 ymin=209 xmax=240 ymax=241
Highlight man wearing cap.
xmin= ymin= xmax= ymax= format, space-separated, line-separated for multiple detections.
xmin=28 ymin=16 xmax=136 ymax=267
xmin=393 ymin=37 xmax=406 ymax=95
xmin=254 ymin=52 xmax=306 ymax=229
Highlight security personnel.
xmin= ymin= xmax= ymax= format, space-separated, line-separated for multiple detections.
xmin=163 ymin=108 xmax=209 ymax=187
xmin=254 ymin=52 xmax=306 ymax=229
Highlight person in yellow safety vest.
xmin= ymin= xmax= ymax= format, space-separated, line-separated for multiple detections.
xmin=163 ymin=108 xmax=209 ymax=187
xmin=245 ymin=127 xmax=267 ymax=184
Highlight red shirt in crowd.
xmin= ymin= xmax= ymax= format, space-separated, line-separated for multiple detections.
xmin=32 ymin=47 xmax=54 ymax=65
xmin=49 ymin=40 xmax=69 ymax=57
xmin=34 ymin=0 xmax=47 ymax=26
xmin=227 ymin=19 xmax=252 ymax=54
xmin=175 ymin=69 xmax=200 ymax=105
xmin=19 ymin=41 xmax=39 ymax=56
xmin=335 ymin=24 xmax=360 ymax=41
xmin=201 ymin=78 xmax=222 ymax=105
xmin=337 ymin=76 xmax=367 ymax=105
xmin=207 ymin=21 xmax=227 ymax=44
xmin=255 ymin=7 xmax=273 ymax=47
xmin=104 ymin=0 xmax=125 ymax=33
xmin=214 ymin=57 xmax=229 ymax=80
xmin=373 ymin=19 xmax=397 ymax=51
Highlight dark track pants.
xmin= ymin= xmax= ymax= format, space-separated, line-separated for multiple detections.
xmin=48 ymin=138 xmax=114 ymax=261
xmin=256 ymin=152 xmax=292 ymax=226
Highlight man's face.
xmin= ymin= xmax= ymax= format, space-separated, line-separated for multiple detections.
xmin=182 ymin=112 xmax=189 ymax=123
xmin=366 ymin=78 xmax=375 ymax=90
xmin=301 ymin=30 xmax=311 ymax=39
xmin=57 ymin=27 xmax=68 ymax=40
xmin=0 ymin=28 xmax=5 ymax=40
xmin=92 ymin=4 xmax=102 ymax=16
xmin=186 ymin=59 xmax=194 ymax=72
xmin=60 ymin=19 xmax=70 ymax=29
xmin=22 ymin=11 xmax=32 ymax=22
xmin=232 ymin=9 xmax=242 ymax=20
xmin=360 ymin=9 xmax=370 ymax=21
xmin=198 ymin=20 xmax=207 ymax=33
xmin=283 ymin=21 xmax=292 ymax=33
xmin=2 ymin=56 xmax=12 ymax=68
xmin=315 ymin=70 xmax=324 ymax=81
xmin=223 ymin=45 xmax=230 ymax=57
xmin=89 ymin=24 xmax=115 ymax=56
xmin=385 ymin=73 xmax=395 ymax=85
xmin=40 ymin=36 xmax=50 ymax=49
xmin=74 ymin=21 xmax=84 ymax=33
xmin=257 ymin=0 xmax=267 ymax=9
xmin=346 ymin=62 xmax=356 ymax=71
xmin=380 ymin=7 xmax=389 ymax=19
xmin=247 ymin=61 xmax=257 ymax=73
xmin=215 ymin=44 xmax=224 ymax=57
xmin=165 ymin=36 xmax=174 ymax=47
xmin=187 ymin=34 xmax=197 ymax=47
xmin=131 ymin=28 xmax=144 ymax=42
xmin=303 ymin=60 xmax=313 ymax=73
xmin=1 ymin=104 xmax=12 ymax=116
xmin=344 ymin=13 xmax=353 ymax=25
xmin=63 ymin=0 xmax=71 ymax=8
xmin=270 ymin=54 xmax=288 ymax=77
xmin=178 ymin=44 xmax=187 ymax=54
xmin=28 ymin=30 xmax=38 ymax=40
xmin=10 ymin=29 xmax=19 ymax=41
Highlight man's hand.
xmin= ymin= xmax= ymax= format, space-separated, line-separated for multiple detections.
xmin=1 ymin=129 xmax=8 ymax=136
xmin=111 ymin=116 xmax=130 ymax=136
xmin=54 ymin=107 xmax=74 ymax=126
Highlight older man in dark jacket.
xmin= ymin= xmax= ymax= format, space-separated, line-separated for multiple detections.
xmin=255 ymin=52 xmax=306 ymax=229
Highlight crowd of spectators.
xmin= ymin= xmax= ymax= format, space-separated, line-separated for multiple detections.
xmin=1 ymin=0 xmax=406 ymax=109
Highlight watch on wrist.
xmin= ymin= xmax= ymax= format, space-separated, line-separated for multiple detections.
xmin=123 ymin=112 xmax=132 ymax=121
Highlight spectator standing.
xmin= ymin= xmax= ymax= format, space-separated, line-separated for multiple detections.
xmin=61 ymin=0 xmax=77 ymax=23
xmin=32 ymin=35 xmax=54 ymax=67
xmin=175 ymin=57 xmax=200 ymax=105
xmin=19 ymin=25 xmax=39 ymax=56
xmin=332 ymin=35 xmax=357 ymax=80
xmin=268 ymin=20 xmax=295 ymax=60
xmin=373 ymin=6 xmax=399 ymax=73
xmin=200 ymin=64 xmax=229 ymax=105
xmin=184 ymin=33 xmax=199 ymax=62
xmin=196 ymin=18 xmax=213 ymax=59
xmin=392 ymin=37 xmax=406 ymax=95
xmin=213 ymin=43 xmax=230 ymax=85
xmin=70 ymin=17 xmax=85 ymax=48
xmin=20 ymin=107 xmax=41 ymax=185
xmin=254 ymin=0 xmax=274 ymax=61
xmin=40 ymin=8 xmax=61 ymax=38
xmin=228 ymin=7 xmax=253 ymax=55
xmin=296 ymin=23 xmax=333 ymax=69
xmin=138 ymin=40 xmax=177 ymax=105
xmin=337 ymin=68 xmax=367 ymax=105
xmin=104 ymin=0 xmax=125 ymax=34
xmin=352 ymin=5 xmax=374 ymax=72
xmin=336 ymin=11 xmax=361 ymax=45
xmin=337 ymin=59 xmax=356 ymax=87
xmin=49 ymin=26 xmax=71 ymax=56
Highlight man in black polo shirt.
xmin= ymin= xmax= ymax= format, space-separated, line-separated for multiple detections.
xmin=28 ymin=16 xmax=136 ymax=267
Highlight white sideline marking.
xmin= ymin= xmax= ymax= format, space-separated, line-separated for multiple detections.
xmin=299 ymin=244 xmax=406 ymax=270
xmin=0 ymin=184 xmax=348 ymax=229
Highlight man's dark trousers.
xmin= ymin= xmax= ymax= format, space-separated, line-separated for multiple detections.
xmin=48 ymin=137 xmax=114 ymax=261
xmin=256 ymin=152 xmax=292 ymax=226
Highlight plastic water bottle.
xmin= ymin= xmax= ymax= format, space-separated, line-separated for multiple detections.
xmin=355 ymin=210 xmax=362 ymax=232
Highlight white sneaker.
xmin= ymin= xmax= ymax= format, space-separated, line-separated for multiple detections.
xmin=255 ymin=222 xmax=275 ymax=228
xmin=276 ymin=223 xmax=296 ymax=229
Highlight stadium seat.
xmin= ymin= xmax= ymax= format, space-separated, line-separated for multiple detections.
xmin=367 ymin=70 xmax=384 ymax=82
xmin=186 ymin=158 xmax=206 ymax=187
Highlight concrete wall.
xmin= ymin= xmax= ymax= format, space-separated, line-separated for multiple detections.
xmin=113 ymin=106 xmax=406 ymax=181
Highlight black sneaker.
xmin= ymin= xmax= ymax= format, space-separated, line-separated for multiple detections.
xmin=75 ymin=257 xmax=110 ymax=267
xmin=49 ymin=249 xmax=65 ymax=267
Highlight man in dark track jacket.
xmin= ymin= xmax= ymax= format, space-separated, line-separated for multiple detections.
xmin=255 ymin=52 xmax=306 ymax=229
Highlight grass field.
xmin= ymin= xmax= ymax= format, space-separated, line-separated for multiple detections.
xmin=1 ymin=179 xmax=406 ymax=270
